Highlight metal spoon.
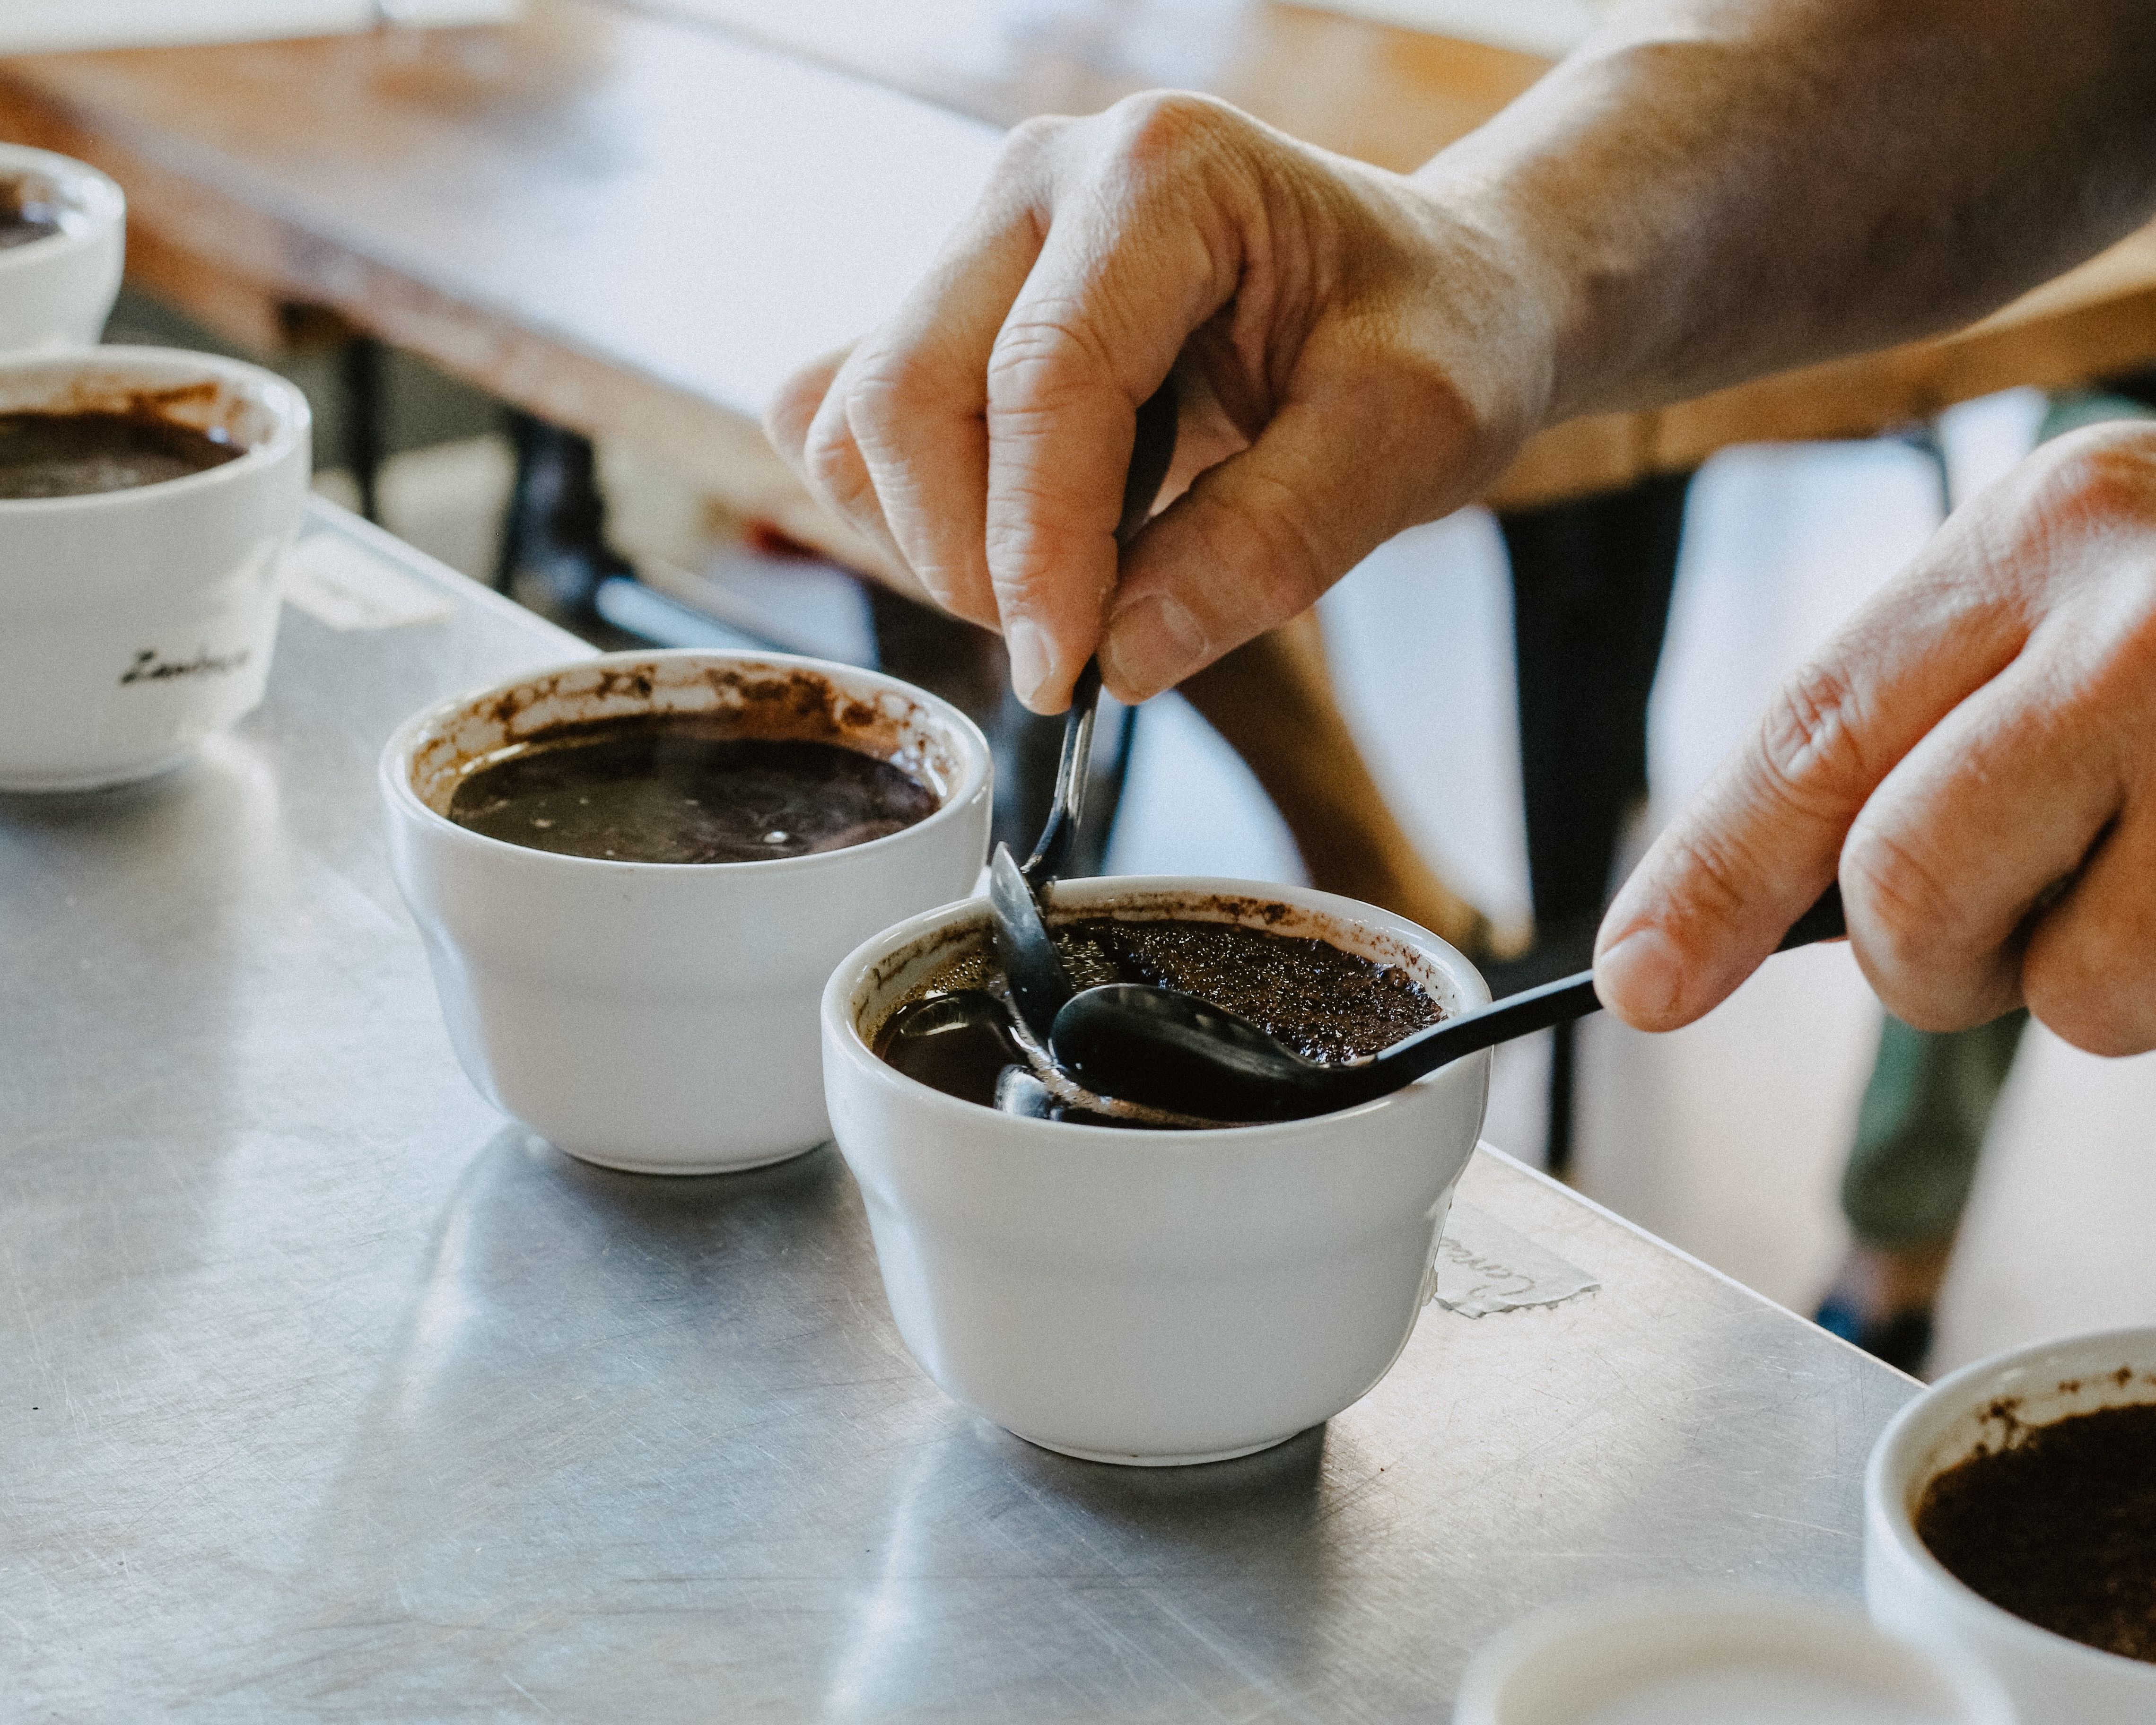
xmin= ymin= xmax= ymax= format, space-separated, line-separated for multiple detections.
xmin=986 ymin=379 xmax=1179 ymax=1046
xmin=1047 ymin=887 xmax=1850 ymax=1123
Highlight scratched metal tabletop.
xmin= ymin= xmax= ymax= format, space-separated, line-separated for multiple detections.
xmin=0 ymin=501 xmax=1914 ymax=1722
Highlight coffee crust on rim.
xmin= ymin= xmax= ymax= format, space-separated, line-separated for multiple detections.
xmin=410 ymin=659 xmax=965 ymax=824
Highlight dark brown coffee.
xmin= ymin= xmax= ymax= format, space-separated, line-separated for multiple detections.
xmin=1915 ymin=1397 xmax=2156 ymax=1663
xmin=0 ymin=181 xmax=62 ymax=251
xmin=874 ymin=914 xmax=1443 ymax=1125
xmin=446 ymin=712 xmax=939 ymax=864
xmin=0 ymin=410 xmax=244 ymax=499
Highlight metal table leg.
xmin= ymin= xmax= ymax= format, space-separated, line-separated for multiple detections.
xmin=1498 ymin=470 xmax=1693 ymax=1176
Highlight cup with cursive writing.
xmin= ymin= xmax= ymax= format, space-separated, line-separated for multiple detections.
xmin=0 ymin=347 xmax=310 ymax=791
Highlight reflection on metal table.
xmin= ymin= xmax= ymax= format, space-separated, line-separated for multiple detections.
xmin=0 ymin=501 xmax=1915 ymax=1720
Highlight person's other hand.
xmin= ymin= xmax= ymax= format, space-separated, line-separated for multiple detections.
xmin=1596 ymin=421 xmax=2156 ymax=1055
xmin=763 ymin=92 xmax=1553 ymax=712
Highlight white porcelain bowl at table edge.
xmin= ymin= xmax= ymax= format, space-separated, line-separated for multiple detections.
xmin=0 ymin=143 xmax=124 ymax=353
xmin=821 ymin=875 xmax=1493 ymax=1466
xmin=382 ymin=649 xmax=992 ymax=1175
xmin=1452 ymin=1589 xmax=2015 ymax=1725
xmin=1866 ymin=1325 xmax=2156 ymax=1724
xmin=0 ymin=347 xmax=311 ymax=792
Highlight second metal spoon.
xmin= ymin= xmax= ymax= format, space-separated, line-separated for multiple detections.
xmin=987 ymin=380 xmax=1179 ymax=1048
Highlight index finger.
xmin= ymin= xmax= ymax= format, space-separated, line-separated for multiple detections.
xmin=982 ymin=98 xmax=1249 ymax=710
xmin=1593 ymin=511 xmax=2030 ymax=1031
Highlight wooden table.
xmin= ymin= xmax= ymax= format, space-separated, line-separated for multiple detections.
xmin=3 ymin=0 xmax=2152 ymax=541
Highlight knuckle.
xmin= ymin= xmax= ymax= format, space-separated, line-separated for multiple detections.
xmin=1751 ymin=657 xmax=1873 ymax=816
xmin=2069 ymin=571 xmax=2156 ymax=701
xmin=802 ymin=413 xmax=874 ymax=516
xmin=986 ymin=310 xmax=1107 ymax=404
xmin=2022 ymin=423 xmax=2156 ymax=539
xmin=1101 ymin=90 xmax=1235 ymax=168
xmin=761 ymin=371 xmax=821 ymax=453
xmin=994 ymin=113 xmax=1068 ymax=176
xmin=841 ymin=347 xmax=939 ymax=447
xmin=1651 ymin=826 xmax=1762 ymax=934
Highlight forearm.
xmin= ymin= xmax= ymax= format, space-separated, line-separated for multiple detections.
xmin=1425 ymin=0 xmax=2156 ymax=423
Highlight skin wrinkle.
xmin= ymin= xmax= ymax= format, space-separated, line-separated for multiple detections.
xmin=1136 ymin=480 xmax=1289 ymax=634
xmin=1842 ymin=617 xmax=2129 ymax=1021
xmin=1754 ymin=658 xmax=1879 ymax=819
xmin=1840 ymin=823 xmax=1993 ymax=1018
xmin=1626 ymin=823 xmax=1804 ymax=1023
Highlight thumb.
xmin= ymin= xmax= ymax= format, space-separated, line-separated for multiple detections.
xmin=1099 ymin=373 xmax=1485 ymax=700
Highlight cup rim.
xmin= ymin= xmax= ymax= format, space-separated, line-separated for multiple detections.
xmin=1454 ymin=1587 xmax=2014 ymax=1725
xmin=821 ymin=872 xmax=1493 ymax=1144
xmin=0 ymin=142 xmax=124 ymax=276
xmin=1866 ymin=1322 xmax=2156 ymax=1681
xmin=379 ymin=646 xmax=994 ymax=877
xmin=0 ymin=346 xmax=311 ymax=513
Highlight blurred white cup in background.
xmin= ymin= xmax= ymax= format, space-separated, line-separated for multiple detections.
xmin=0 ymin=142 xmax=124 ymax=353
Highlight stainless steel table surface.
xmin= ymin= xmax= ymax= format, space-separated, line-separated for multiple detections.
xmin=2 ymin=501 xmax=1916 ymax=1721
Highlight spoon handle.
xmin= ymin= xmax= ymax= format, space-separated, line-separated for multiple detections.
xmin=1364 ymin=883 xmax=1850 ymax=1094
xmin=1019 ymin=381 xmax=1179 ymax=889
xmin=1021 ymin=661 xmax=1102 ymax=889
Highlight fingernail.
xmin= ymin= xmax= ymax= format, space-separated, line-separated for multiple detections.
xmin=1004 ymin=619 xmax=1054 ymax=709
xmin=1100 ymin=592 xmax=1207 ymax=699
xmin=1594 ymin=927 xmax=1685 ymax=1027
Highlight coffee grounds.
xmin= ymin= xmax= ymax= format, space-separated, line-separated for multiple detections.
xmin=0 ymin=409 xmax=244 ymax=498
xmin=1915 ymin=1398 xmax=2156 ymax=1663
xmin=1052 ymin=917 xmax=1441 ymax=1064
xmin=875 ymin=913 xmax=1446 ymax=1128
xmin=446 ymin=713 xmax=938 ymax=864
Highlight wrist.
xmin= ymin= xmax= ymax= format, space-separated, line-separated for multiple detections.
xmin=1402 ymin=158 xmax=1604 ymax=437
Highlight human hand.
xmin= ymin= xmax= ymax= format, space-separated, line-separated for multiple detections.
xmin=1595 ymin=421 xmax=2156 ymax=1055
xmin=763 ymin=92 xmax=1553 ymax=712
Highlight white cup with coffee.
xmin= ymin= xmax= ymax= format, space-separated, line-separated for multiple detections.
xmin=381 ymin=649 xmax=993 ymax=1175
xmin=1866 ymin=1325 xmax=2156 ymax=1723
xmin=820 ymin=876 xmax=1490 ymax=1465
xmin=0 ymin=347 xmax=311 ymax=792
xmin=0 ymin=143 xmax=125 ymax=353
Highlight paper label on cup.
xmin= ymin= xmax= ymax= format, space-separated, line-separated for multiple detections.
xmin=281 ymin=534 xmax=455 ymax=631
xmin=1432 ymin=1203 xmax=1600 ymax=1318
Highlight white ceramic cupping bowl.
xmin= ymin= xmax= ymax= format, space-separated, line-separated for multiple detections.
xmin=822 ymin=876 xmax=1492 ymax=1466
xmin=0 ymin=348 xmax=311 ymax=792
xmin=0 ymin=143 xmax=124 ymax=353
xmin=1866 ymin=1325 xmax=2156 ymax=1724
xmin=1452 ymin=1590 xmax=2014 ymax=1725
xmin=383 ymin=650 xmax=992 ymax=1175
